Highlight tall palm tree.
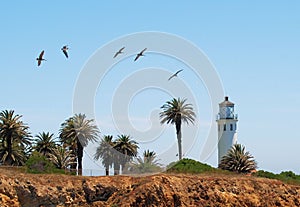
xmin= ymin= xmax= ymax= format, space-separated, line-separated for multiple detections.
xmin=0 ymin=110 xmax=31 ymax=165
xmin=113 ymin=135 xmax=139 ymax=175
xmin=94 ymin=135 xmax=115 ymax=176
xmin=59 ymin=113 xmax=100 ymax=175
xmin=48 ymin=146 xmax=76 ymax=170
xmin=34 ymin=132 xmax=57 ymax=157
xmin=219 ymin=144 xmax=257 ymax=173
xmin=160 ymin=98 xmax=195 ymax=160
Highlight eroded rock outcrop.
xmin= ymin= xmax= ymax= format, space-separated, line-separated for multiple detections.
xmin=0 ymin=168 xmax=300 ymax=207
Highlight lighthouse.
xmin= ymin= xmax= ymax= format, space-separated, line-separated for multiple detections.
xmin=216 ymin=96 xmax=238 ymax=165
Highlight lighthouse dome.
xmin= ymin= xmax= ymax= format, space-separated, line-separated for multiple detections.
xmin=219 ymin=96 xmax=234 ymax=107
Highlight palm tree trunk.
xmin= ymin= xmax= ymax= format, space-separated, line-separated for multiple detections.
xmin=177 ymin=129 xmax=182 ymax=160
xmin=175 ymin=121 xmax=182 ymax=160
xmin=114 ymin=164 xmax=120 ymax=175
xmin=6 ymin=133 xmax=13 ymax=165
xmin=105 ymin=164 xmax=109 ymax=176
xmin=114 ymin=166 xmax=120 ymax=175
xmin=77 ymin=141 xmax=83 ymax=175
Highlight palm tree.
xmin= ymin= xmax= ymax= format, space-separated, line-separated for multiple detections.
xmin=59 ymin=113 xmax=100 ymax=175
xmin=34 ymin=132 xmax=57 ymax=157
xmin=0 ymin=110 xmax=31 ymax=165
xmin=126 ymin=150 xmax=161 ymax=174
xmin=143 ymin=150 xmax=160 ymax=165
xmin=160 ymin=98 xmax=195 ymax=160
xmin=94 ymin=135 xmax=115 ymax=176
xmin=219 ymin=144 xmax=257 ymax=173
xmin=48 ymin=146 xmax=76 ymax=170
xmin=113 ymin=135 xmax=139 ymax=175
xmin=0 ymin=141 xmax=28 ymax=166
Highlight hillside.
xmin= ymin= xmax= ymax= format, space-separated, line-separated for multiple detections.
xmin=0 ymin=167 xmax=300 ymax=207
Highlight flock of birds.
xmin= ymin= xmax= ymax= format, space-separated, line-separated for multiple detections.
xmin=36 ymin=46 xmax=183 ymax=80
xmin=36 ymin=45 xmax=69 ymax=66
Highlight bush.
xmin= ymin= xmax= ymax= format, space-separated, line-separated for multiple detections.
xmin=166 ymin=158 xmax=217 ymax=174
xmin=254 ymin=170 xmax=277 ymax=179
xmin=254 ymin=170 xmax=300 ymax=185
xmin=25 ymin=152 xmax=59 ymax=174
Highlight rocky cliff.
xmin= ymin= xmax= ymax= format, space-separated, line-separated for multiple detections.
xmin=0 ymin=167 xmax=300 ymax=207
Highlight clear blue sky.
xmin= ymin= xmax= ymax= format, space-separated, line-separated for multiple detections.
xmin=1 ymin=1 xmax=300 ymax=174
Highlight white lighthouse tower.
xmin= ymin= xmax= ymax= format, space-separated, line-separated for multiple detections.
xmin=216 ymin=96 xmax=238 ymax=165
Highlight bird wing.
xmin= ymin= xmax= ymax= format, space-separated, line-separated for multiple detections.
xmin=175 ymin=69 xmax=183 ymax=75
xmin=168 ymin=74 xmax=175 ymax=81
xmin=141 ymin=48 xmax=147 ymax=54
xmin=37 ymin=60 xmax=41 ymax=66
xmin=63 ymin=50 xmax=68 ymax=58
xmin=113 ymin=52 xmax=119 ymax=58
xmin=134 ymin=54 xmax=140 ymax=61
xmin=39 ymin=50 xmax=44 ymax=59
xmin=119 ymin=47 xmax=125 ymax=52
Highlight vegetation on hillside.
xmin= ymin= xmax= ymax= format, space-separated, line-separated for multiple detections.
xmin=255 ymin=170 xmax=300 ymax=185
xmin=166 ymin=158 xmax=217 ymax=174
xmin=0 ymin=105 xmax=298 ymax=184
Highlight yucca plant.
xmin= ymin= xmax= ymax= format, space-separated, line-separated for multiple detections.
xmin=219 ymin=144 xmax=257 ymax=173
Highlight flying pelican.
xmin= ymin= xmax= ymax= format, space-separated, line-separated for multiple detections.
xmin=168 ymin=69 xmax=183 ymax=81
xmin=36 ymin=50 xmax=46 ymax=66
xmin=134 ymin=48 xmax=147 ymax=61
xmin=113 ymin=46 xmax=125 ymax=58
xmin=61 ymin=45 xmax=69 ymax=58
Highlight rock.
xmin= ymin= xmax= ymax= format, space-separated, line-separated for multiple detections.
xmin=0 ymin=167 xmax=300 ymax=206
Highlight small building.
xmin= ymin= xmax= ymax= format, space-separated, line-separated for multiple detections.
xmin=216 ymin=96 xmax=238 ymax=165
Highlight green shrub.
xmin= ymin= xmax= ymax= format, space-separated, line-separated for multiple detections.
xmin=254 ymin=170 xmax=300 ymax=185
xmin=166 ymin=158 xmax=217 ymax=174
xmin=279 ymin=171 xmax=297 ymax=179
xmin=254 ymin=170 xmax=277 ymax=179
xmin=25 ymin=152 xmax=58 ymax=174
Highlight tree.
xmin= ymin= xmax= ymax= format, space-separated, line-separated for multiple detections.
xmin=0 ymin=110 xmax=31 ymax=165
xmin=94 ymin=135 xmax=115 ymax=176
xmin=113 ymin=135 xmax=139 ymax=175
xmin=48 ymin=146 xmax=76 ymax=170
xmin=160 ymin=98 xmax=195 ymax=160
xmin=126 ymin=150 xmax=162 ymax=174
xmin=34 ymin=132 xmax=57 ymax=157
xmin=218 ymin=143 xmax=257 ymax=173
xmin=59 ymin=113 xmax=99 ymax=175
xmin=143 ymin=150 xmax=160 ymax=165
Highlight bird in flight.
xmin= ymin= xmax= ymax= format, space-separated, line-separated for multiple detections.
xmin=36 ymin=50 xmax=46 ymax=66
xmin=134 ymin=48 xmax=147 ymax=61
xmin=113 ymin=47 xmax=125 ymax=58
xmin=61 ymin=45 xmax=69 ymax=58
xmin=168 ymin=69 xmax=183 ymax=81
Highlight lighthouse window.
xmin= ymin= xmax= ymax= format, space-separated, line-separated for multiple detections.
xmin=230 ymin=124 xmax=233 ymax=131
xmin=223 ymin=124 xmax=226 ymax=131
xmin=218 ymin=125 xmax=220 ymax=131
